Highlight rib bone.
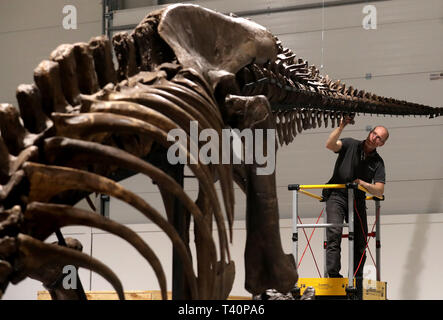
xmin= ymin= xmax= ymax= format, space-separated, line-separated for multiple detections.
xmin=23 ymin=161 xmax=199 ymax=298
xmin=24 ymin=202 xmax=168 ymax=300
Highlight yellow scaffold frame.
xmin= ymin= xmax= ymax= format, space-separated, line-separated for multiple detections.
xmin=295 ymin=183 xmax=384 ymax=201
xmin=288 ymin=183 xmax=386 ymax=299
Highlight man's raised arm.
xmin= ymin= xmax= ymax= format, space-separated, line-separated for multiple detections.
xmin=325 ymin=116 xmax=354 ymax=152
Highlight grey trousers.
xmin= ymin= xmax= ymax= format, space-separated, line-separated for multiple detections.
xmin=325 ymin=191 xmax=368 ymax=278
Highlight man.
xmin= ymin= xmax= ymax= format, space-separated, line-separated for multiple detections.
xmin=323 ymin=116 xmax=388 ymax=289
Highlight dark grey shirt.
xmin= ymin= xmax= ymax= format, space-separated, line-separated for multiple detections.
xmin=325 ymin=138 xmax=386 ymax=199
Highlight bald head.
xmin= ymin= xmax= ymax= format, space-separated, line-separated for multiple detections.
xmin=373 ymin=126 xmax=389 ymax=142
xmin=364 ymin=125 xmax=389 ymax=152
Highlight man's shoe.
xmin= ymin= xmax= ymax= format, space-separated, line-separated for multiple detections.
xmin=327 ymin=273 xmax=343 ymax=278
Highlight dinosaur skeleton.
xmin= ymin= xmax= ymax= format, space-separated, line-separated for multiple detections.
xmin=0 ymin=4 xmax=440 ymax=300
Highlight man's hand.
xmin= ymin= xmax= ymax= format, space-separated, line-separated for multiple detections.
xmin=326 ymin=114 xmax=355 ymax=152
xmin=339 ymin=114 xmax=355 ymax=129
xmin=354 ymin=179 xmax=384 ymax=198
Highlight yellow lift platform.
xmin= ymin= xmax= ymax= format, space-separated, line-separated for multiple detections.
xmin=297 ymin=278 xmax=386 ymax=300
xmin=288 ymin=183 xmax=387 ymax=300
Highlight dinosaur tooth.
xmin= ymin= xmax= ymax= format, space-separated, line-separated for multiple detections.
xmin=301 ymin=109 xmax=310 ymax=130
xmin=317 ymin=110 xmax=323 ymax=128
xmin=275 ymin=112 xmax=284 ymax=146
xmin=288 ymin=110 xmax=297 ymax=140
xmin=330 ymin=110 xmax=336 ymax=128
xmin=283 ymin=111 xmax=292 ymax=145
xmin=279 ymin=111 xmax=288 ymax=145
xmin=290 ymin=110 xmax=297 ymax=139
xmin=311 ymin=109 xmax=317 ymax=129
xmin=295 ymin=109 xmax=303 ymax=133
xmin=323 ymin=110 xmax=329 ymax=128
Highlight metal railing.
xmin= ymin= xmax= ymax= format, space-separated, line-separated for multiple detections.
xmin=288 ymin=183 xmax=383 ymax=294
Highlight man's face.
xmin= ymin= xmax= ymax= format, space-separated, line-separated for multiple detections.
xmin=366 ymin=127 xmax=388 ymax=149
